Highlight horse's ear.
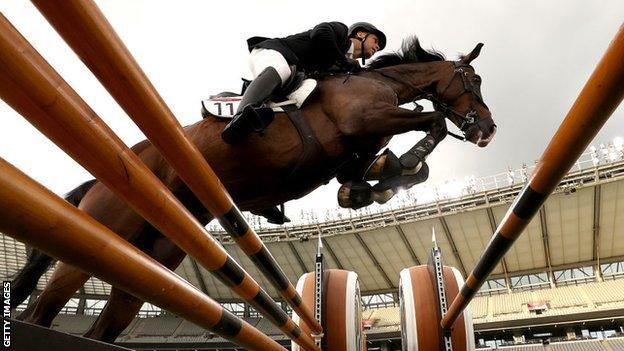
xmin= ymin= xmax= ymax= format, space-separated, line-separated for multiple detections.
xmin=460 ymin=43 xmax=484 ymax=64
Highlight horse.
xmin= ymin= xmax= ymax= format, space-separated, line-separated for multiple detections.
xmin=9 ymin=37 xmax=496 ymax=343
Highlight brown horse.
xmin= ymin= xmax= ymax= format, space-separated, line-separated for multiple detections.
xmin=10 ymin=38 xmax=495 ymax=342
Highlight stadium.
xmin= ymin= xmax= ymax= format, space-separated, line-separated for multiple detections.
xmin=3 ymin=144 xmax=624 ymax=350
xmin=1 ymin=1 xmax=624 ymax=351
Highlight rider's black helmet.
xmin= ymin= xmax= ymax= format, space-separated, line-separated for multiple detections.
xmin=348 ymin=22 xmax=386 ymax=50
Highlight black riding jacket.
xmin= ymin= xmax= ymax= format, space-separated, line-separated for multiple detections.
xmin=247 ymin=21 xmax=351 ymax=72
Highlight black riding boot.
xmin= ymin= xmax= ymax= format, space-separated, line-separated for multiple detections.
xmin=221 ymin=66 xmax=282 ymax=144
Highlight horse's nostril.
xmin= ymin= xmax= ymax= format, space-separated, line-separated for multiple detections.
xmin=490 ymin=125 xmax=497 ymax=134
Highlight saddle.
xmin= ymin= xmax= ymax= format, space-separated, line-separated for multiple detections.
xmin=200 ymin=70 xmax=324 ymax=225
xmin=201 ymin=69 xmax=317 ymax=120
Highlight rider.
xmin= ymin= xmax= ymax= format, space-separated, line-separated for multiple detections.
xmin=221 ymin=22 xmax=387 ymax=144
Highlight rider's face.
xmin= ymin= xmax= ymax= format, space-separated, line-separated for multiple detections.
xmin=354 ymin=32 xmax=380 ymax=59
xmin=362 ymin=34 xmax=380 ymax=58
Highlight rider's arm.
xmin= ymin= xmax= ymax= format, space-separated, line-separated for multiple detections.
xmin=309 ymin=22 xmax=349 ymax=64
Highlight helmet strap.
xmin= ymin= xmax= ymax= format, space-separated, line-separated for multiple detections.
xmin=359 ymin=33 xmax=369 ymax=66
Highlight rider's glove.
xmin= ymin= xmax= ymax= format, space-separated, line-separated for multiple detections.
xmin=338 ymin=58 xmax=362 ymax=73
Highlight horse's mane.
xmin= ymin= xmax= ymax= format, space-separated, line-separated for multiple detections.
xmin=366 ymin=36 xmax=446 ymax=69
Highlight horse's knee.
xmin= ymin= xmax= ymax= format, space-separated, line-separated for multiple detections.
xmin=10 ymin=250 xmax=56 ymax=309
xmin=85 ymin=289 xmax=144 ymax=342
xmin=430 ymin=112 xmax=448 ymax=138
xmin=84 ymin=236 xmax=186 ymax=342
xmin=20 ymin=264 xmax=90 ymax=326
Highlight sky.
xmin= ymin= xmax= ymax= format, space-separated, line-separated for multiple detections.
xmin=1 ymin=1 xmax=623 ymax=222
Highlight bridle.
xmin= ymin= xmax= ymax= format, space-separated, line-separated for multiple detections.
xmin=430 ymin=62 xmax=495 ymax=141
xmin=375 ymin=61 xmax=495 ymax=141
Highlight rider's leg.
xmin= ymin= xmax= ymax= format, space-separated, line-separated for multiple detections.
xmin=221 ymin=48 xmax=291 ymax=144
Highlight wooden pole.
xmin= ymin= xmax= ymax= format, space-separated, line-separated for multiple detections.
xmin=442 ymin=25 xmax=624 ymax=329
xmin=0 ymin=13 xmax=318 ymax=351
xmin=30 ymin=0 xmax=321 ymax=333
xmin=0 ymin=158 xmax=286 ymax=351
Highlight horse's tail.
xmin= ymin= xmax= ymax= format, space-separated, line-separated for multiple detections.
xmin=9 ymin=179 xmax=97 ymax=309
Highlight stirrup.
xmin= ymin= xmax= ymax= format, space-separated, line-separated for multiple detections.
xmin=221 ymin=105 xmax=275 ymax=144
xmin=244 ymin=105 xmax=274 ymax=133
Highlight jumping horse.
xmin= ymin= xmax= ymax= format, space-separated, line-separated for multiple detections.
xmin=10 ymin=37 xmax=496 ymax=342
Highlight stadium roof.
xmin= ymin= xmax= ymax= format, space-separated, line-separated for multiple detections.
xmin=1 ymin=148 xmax=624 ymax=301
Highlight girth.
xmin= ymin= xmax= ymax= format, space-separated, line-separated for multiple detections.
xmin=281 ymin=105 xmax=329 ymax=186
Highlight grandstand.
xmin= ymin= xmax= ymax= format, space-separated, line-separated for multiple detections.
xmin=2 ymin=145 xmax=624 ymax=349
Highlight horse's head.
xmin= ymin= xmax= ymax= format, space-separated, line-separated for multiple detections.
xmin=435 ymin=44 xmax=496 ymax=147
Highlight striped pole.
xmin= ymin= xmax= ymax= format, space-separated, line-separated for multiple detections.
xmin=442 ymin=25 xmax=624 ymax=330
xmin=0 ymin=158 xmax=286 ymax=351
xmin=0 ymin=14 xmax=319 ymax=351
xmin=30 ymin=0 xmax=322 ymax=334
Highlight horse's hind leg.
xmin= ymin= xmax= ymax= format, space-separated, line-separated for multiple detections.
xmin=83 ymin=227 xmax=191 ymax=343
xmin=17 ymin=262 xmax=91 ymax=327
xmin=18 ymin=182 xmax=148 ymax=327
xmin=10 ymin=247 xmax=56 ymax=310
xmin=10 ymin=181 xmax=96 ymax=310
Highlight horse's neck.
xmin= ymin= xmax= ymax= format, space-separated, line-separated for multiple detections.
xmin=371 ymin=61 xmax=449 ymax=104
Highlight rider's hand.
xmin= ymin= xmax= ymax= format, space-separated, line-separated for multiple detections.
xmin=338 ymin=58 xmax=362 ymax=73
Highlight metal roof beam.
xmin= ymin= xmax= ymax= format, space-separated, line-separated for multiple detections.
xmin=322 ymin=238 xmax=344 ymax=269
xmin=355 ymin=233 xmax=395 ymax=288
xmin=396 ymin=224 xmax=420 ymax=266
xmin=439 ymin=217 xmax=467 ymax=277
xmin=288 ymin=241 xmax=309 ymax=274
xmin=538 ymin=206 xmax=554 ymax=286
xmin=593 ymin=184 xmax=602 ymax=279
xmin=189 ymin=258 xmax=210 ymax=295
xmin=486 ymin=208 xmax=511 ymax=290
xmin=76 ymin=287 xmax=86 ymax=314
xmin=485 ymin=255 xmax=624 ymax=281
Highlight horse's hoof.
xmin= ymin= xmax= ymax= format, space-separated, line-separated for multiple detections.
xmin=364 ymin=149 xmax=402 ymax=181
xmin=372 ymin=162 xmax=429 ymax=192
xmin=372 ymin=188 xmax=395 ymax=204
xmin=399 ymin=152 xmax=423 ymax=170
xmin=401 ymin=161 xmax=422 ymax=175
xmin=338 ymin=181 xmax=374 ymax=209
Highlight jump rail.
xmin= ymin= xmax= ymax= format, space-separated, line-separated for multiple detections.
xmin=0 ymin=159 xmax=286 ymax=351
xmin=0 ymin=11 xmax=318 ymax=351
xmin=442 ymin=24 xmax=624 ymax=330
xmin=30 ymin=0 xmax=321 ymax=334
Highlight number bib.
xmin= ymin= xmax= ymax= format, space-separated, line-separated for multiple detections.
xmin=203 ymin=96 xmax=242 ymax=117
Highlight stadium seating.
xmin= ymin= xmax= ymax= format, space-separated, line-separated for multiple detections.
xmin=133 ymin=316 xmax=182 ymax=336
xmin=532 ymin=285 xmax=586 ymax=309
xmin=41 ymin=279 xmax=624 ymax=348
xmin=490 ymin=291 xmax=527 ymax=315
xmin=607 ymin=337 xmax=624 ymax=351
xmin=118 ymin=318 xmax=139 ymax=337
xmin=456 ymin=278 xmax=624 ymax=323
xmin=549 ymin=340 xmax=606 ymax=350
xmin=584 ymin=280 xmax=624 ymax=307
xmin=173 ymin=320 xmax=205 ymax=337
xmin=369 ymin=307 xmax=401 ymax=327
xmin=254 ymin=318 xmax=283 ymax=336
xmin=469 ymin=296 xmax=489 ymax=319
xmin=50 ymin=314 xmax=97 ymax=335
xmin=497 ymin=344 xmax=545 ymax=351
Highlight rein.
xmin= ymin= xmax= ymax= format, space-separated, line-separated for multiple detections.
xmin=373 ymin=62 xmax=493 ymax=142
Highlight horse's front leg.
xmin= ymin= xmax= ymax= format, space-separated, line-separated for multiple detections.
xmin=339 ymin=103 xmax=445 ymax=138
xmin=356 ymin=104 xmax=446 ymax=180
xmin=337 ymin=106 xmax=446 ymax=208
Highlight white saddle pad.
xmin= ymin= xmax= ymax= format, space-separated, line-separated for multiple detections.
xmin=202 ymin=78 xmax=317 ymax=118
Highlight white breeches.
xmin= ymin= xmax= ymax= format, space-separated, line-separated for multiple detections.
xmin=248 ymin=48 xmax=292 ymax=85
